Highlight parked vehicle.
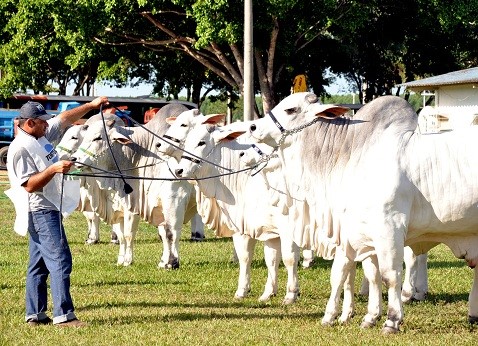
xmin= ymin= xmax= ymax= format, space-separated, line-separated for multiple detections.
xmin=0 ymin=109 xmax=20 ymax=169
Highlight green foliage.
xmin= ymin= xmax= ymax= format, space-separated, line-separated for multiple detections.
xmin=190 ymin=0 xmax=242 ymax=48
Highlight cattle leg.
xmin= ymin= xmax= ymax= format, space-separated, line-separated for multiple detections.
xmin=120 ymin=211 xmax=140 ymax=267
xmin=402 ymin=247 xmax=428 ymax=303
xmin=469 ymin=266 xmax=478 ymax=324
xmin=302 ymin=249 xmax=315 ymax=269
xmin=360 ymin=255 xmax=383 ymax=328
xmin=157 ymin=223 xmax=180 ymax=270
xmin=280 ymin=237 xmax=300 ymax=305
xmin=359 ymin=276 xmax=369 ymax=297
xmin=259 ymin=237 xmax=281 ymax=302
xmin=233 ymin=233 xmax=256 ymax=299
xmin=115 ymin=219 xmax=126 ymax=266
xmin=376 ymin=235 xmax=405 ymax=334
xmin=84 ymin=211 xmax=100 ymax=244
xmin=190 ymin=213 xmax=205 ymax=241
xmin=414 ymin=253 xmax=428 ymax=301
xmin=338 ymin=261 xmax=356 ymax=324
xmin=110 ymin=224 xmax=120 ymax=245
xmin=322 ymin=249 xmax=355 ymax=326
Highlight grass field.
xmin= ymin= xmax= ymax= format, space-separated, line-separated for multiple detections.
xmin=0 ymin=179 xmax=477 ymax=345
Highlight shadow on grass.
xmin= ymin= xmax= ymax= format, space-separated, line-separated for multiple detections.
xmin=427 ymin=260 xmax=468 ymax=269
xmin=80 ymin=300 xmax=325 ymax=325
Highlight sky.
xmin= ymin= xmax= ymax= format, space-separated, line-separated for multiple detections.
xmin=73 ymin=73 xmax=349 ymax=98
xmin=70 ymin=82 xmax=155 ymax=98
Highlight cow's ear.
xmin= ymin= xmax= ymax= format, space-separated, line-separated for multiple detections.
xmin=309 ymin=104 xmax=349 ymax=119
xmin=166 ymin=116 xmax=177 ymax=125
xmin=212 ymin=129 xmax=246 ymax=143
xmin=110 ymin=128 xmax=133 ymax=144
xmin=202 ymin=113 xmax=225 ymax=125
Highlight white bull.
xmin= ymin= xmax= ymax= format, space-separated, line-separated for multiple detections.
xmin=240 ymin=142 xmax=429 ymax=323
xmin=156 ymin=110 xmax=302 ymax=302
xmin=173 ymin=123 xmax=303 ymax=303
xmin=247 ymin=92 xmax=478 ymax=333
xmin=57 ymin=114 xmax=123 ymax=245
xmin=71 ymin=104 xmax=204 ymax=268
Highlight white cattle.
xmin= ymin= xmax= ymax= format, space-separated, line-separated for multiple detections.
xmin=240 ymin=131 xmax=429 ymax=304
xmin=57 ymin=114 xmax=123 ymax=245
xmin=156 ymin=110 xmax=301 ymax=302
xmin=238 ymin=140 xmax=378 ymax=323
xmin=248 ymin=92 xmax=478 ymax=333
xmin=172 ymin=123 xmax=303 ymax=304
xmin=71 ymin=104 xmax=204 ymax=268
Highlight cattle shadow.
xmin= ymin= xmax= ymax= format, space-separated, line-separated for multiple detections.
xmin=79 ymin=300 xmax=324 ymax=325
xmin=427 ymin=260 xmax=468 ymax=269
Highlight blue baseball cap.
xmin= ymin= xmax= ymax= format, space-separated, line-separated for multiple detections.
xmin=19 ymin=101 xmax=53 ymax=120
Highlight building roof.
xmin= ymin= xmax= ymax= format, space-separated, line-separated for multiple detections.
xmin=400 ymin=67 xmax=478 ymax=92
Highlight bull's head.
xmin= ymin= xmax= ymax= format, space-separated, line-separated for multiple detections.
xmin=155 ymin=109 xmax=226 ymax=160
xmin=248 ymin=92 xmax=349 ymax=147
xmin=70 ymin=119 xmax=132 ymax=172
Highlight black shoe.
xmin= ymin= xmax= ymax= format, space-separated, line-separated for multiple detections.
xmin=27 ymin=317 xmax=53 ymax=326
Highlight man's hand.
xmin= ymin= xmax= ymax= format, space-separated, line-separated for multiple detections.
xmin=50 ymin=160 xmax=75 ymax=174
xmin=59 ymin=96 xmax=110 ymax=128
xmin=89 ymin=96 xmax=109 ymax=109
xmin=23 ymin=160 xmax=75 ymax=193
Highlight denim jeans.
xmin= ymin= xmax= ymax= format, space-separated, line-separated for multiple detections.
xmin=26 ymin=210 xmax=77 ymax=324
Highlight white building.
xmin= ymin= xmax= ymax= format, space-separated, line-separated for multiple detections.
xmin=400 ymin=67 xmax=478 ymax=133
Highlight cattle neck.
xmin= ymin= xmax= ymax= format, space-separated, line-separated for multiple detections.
xmin=267 ymin=110 xmax=322 ymax=147
xmin=180 ymin=138 xmax=257 ymax=181
xmin=180 ymin=140 xmax=229 ymax=176
xmin=249 ymin=144 xmax=278 ymax=177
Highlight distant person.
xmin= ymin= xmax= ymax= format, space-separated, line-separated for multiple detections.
xmin=6 ymin=97 xmax=109 ymax=327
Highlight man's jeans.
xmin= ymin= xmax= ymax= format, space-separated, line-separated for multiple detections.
xmin=26 ymin=210 xmax=77 ymax=324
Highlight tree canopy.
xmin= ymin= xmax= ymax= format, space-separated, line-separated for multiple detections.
xmin=0 ymin=0 xmax=477 ymax=114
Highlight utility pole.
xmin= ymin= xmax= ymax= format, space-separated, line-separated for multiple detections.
xmin=243 ymin=0 xmax=254 ymax=121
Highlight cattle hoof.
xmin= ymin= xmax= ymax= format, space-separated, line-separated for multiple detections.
xmin=110 ymin=239 xmax=120 ymax=245
xmin=282 ymin=297 xmax=297 ymax=305
xmin=413 ymin=292 xmax=428 ymax=302
xmin=360 ymin=321 xmax=375 ymax=328
xmin=164 ymin=259 xmax=180 ymax=270
xmin=85 ymin=238 xmax=99 ymax=245
xmin=401 ymin=291 xmax=413 ymax=304
xmin=282 ymin=292 xmax=299 ymax=305
xmin=321 ymin=319 xmax=335 ymax=327
xmin=381 ymin=326 xmax=399 ymax=334
xmin=469 ymin=316 xmax=478 ymax=325
xmin=302 ymin=259 xmax=314 ymax=269
xmin=190 ymin=232 xmax=205 ymax=242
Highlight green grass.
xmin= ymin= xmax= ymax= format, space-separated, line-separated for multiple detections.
xmin=0 ymin=182 xmax=477 ymax=345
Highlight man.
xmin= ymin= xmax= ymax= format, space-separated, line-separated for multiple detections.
xmin=6 ymin=97 xmax=109 ymax=327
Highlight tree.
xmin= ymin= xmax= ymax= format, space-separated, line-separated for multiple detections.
xmin=92 ymin=0 xmax=370 ymax=116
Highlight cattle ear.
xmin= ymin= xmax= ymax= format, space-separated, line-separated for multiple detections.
xmin=212 ymin=129 xmax=246 ymax=143
xmin=166 ymin=116 xmax=177 ymax=125
xmin=202 ymin=113 xmax=225 ymax=125
xmin=110 ymin=128 xmax=133 ymax=144
xmin=310 ymin=105 xmax=350 ymax=119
